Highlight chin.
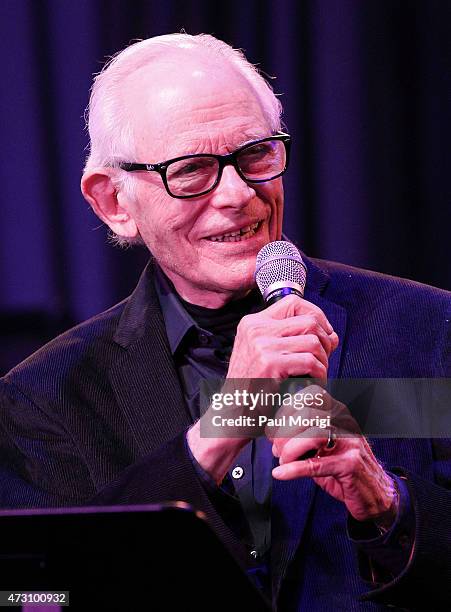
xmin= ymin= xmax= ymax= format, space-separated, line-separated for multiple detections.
xmin=219 ymin=271 xmax=256 ymax=295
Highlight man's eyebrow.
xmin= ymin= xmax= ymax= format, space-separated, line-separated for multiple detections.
xmin=168 ymin=133 xmax=272 ymax=158
xmin=236 ymin=132 xmax=270 ymax=147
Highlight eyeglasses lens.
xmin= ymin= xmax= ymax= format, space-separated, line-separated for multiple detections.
xmin=166 ymin=157 xmax=219 ymax=197
xmin=166 ymin=139 xmax=286 ymax=197
xmin=237 ymin=140 xmax=286 ymax=181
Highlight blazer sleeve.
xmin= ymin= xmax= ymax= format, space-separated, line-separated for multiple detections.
xmin=361 ymin=309 xmax=451 ymax=608
xmin=0 ymin=377 xmax=251 ymax=570
xmin=360 ymin=461 xmax=451 ymax=608
xmin=0 ymin=378 xmax=97 ymax=506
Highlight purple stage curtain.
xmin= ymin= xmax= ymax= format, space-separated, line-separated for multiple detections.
xmin=0 ymin=0 xmax=450 ymax=372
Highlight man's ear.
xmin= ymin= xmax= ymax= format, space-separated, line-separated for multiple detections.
xmin=81 ymin=169 xmax=138 ymax=238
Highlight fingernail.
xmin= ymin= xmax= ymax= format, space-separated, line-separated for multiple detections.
xmin=272 ymin=444 xmax=280 ymax=457
xmin=272 ymin=466 xmax=283 ymax=478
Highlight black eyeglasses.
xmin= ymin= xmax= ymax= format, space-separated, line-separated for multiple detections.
xmin=117 ymin=133 xmax=291 ymax=199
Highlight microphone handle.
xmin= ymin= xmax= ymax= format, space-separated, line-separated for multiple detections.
xmin=266 ymin=289 xmax=324 ymax=461
xmin=265 ymin=286 xmax=304 ymax=306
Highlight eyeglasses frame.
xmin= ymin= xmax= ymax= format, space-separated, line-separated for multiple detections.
xmin=117 ymin=132 xmax=291 ymax=199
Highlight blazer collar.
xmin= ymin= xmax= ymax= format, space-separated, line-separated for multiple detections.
xmin=302 ymin=255 xmax=346 ymax=381
xmin=110 ymin=259 xmax=192 ymax=456
xmin=113 ymin=259 xmax=161 ymax=349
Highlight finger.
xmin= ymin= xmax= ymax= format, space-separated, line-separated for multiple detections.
xmin=272 ymin=453 xmax=342 ymax=480
xmin=278 ymin=429 xmax=330 ymax=464
xmin=269 ymin=334 xmax=330 ymax=367
xmin=267 ymin=388 xmax=360 ymax=448
xmin=271 ymin=424 xmax=329 ymax=458
xmin=300 ymin=387 xmax=361 ymax=436
xmin=266 ymin=296 xmax=334 ymax=333
xmin=271 ymin=312 xmax=334 ymax=340
xmin=329 ymin=331 xmax=339 ymax=351
xmin=271 ymin=315 xmax=339 ymax=357
xmin=278 ymin=353 xmax=328 ymax=380
xmin=274 ymin=327 xmax=333 ymax=357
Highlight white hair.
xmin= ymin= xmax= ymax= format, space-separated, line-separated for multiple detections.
xmin=84 ymin=33 xmax=283 ymax=245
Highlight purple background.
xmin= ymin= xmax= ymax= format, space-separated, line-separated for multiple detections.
xmin=1 ymin=0 xmax=450 ymax=373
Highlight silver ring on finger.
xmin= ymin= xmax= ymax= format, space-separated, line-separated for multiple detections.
xmin=326 ymin=428 xmax=337 ymax=449
xmin=317 ymin=429 xmax=337 ymax=458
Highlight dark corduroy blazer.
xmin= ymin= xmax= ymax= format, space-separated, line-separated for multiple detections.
xmin=0 ymin=255 xmax=450 ymax=610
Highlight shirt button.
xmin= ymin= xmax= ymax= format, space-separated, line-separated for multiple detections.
xmin=232 ymin=466 xmax=244 ymax=479
xmin=199 ymin=333 xmax=210 ymax=345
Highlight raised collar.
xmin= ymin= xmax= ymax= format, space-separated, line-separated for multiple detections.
xmin=113 ymin=249 xmax=333 ymax=351
xmin=153 ymin=265 xmax=196 ymax=355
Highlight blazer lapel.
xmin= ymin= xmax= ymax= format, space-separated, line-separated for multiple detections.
xmin=271 ymin=255 xmax=348 ymax=599
xmin=109 ymin=261 xmax=191 ymax=456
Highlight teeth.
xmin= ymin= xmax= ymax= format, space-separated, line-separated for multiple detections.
xmin=207 ymin=221 xmax=261 ymax=242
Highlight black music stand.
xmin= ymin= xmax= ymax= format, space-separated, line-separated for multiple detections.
xmin=0 ymin=503 xmax=271 ymax=611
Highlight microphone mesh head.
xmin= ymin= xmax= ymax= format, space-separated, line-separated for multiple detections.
xmin=255 ymin=241 xmax=307 ymax=296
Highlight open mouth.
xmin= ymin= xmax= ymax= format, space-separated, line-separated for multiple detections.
xmin=206 ymin=221 xmax=262 ymax=242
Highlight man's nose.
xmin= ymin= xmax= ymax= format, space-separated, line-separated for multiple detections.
xmin=208 ymin=165 xmax=256 ymax=209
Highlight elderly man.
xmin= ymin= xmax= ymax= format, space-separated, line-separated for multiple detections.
xmin=0 ymin=34 xmax=450 ymax=610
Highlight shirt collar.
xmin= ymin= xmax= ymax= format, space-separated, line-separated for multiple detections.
xmin=153 ymin=265 xmax=197 ymax=355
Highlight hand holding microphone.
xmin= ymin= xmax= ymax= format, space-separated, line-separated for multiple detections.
xmin=247 ymin=245 xmax=398 ymax=526
xmin=227 ymin=241 xmax=339 ymax=381
xmin=188 ymin=241 xmax=339 ymax=484
xmin=226 ymin=240 xmax=338 ymax=462
xmin=189 ymin=241 xmax=397 ymax=525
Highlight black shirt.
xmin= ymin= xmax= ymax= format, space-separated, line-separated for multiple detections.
xmin=153 ymin=265 xmax=272 ymax=594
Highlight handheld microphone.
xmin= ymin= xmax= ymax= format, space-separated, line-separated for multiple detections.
xmin=255 ymin=240 xmax=307 ymax=305
xmin=255 ymin=241 xmax=327 ymax=459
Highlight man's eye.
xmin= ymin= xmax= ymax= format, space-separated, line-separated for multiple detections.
xmin=254 ymin=144 xmax=271 ymax=154
xmin=169 ymin=159 xmax=216 ymax=179
xmin=178 ymin=163 xmax=202 ymax=175
xmin=245 ymin=145 xmax=267 ymax=156
xmin=240 ymin=144 xmax=273 ymax=161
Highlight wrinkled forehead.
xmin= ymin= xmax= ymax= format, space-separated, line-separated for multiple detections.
xmin=119 ymin=52 xmax=271 ymax=161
